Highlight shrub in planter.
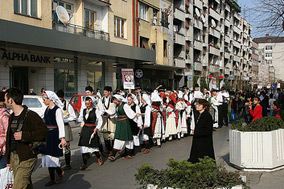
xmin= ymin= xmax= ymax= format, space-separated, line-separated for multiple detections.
xmin=231 ymin=116 xmax=284 ymax=132
xmin=135 ymin=157 xmax=247 ymax=189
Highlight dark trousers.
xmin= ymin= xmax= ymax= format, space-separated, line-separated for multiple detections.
xmin=218 ymin=104 xmax=228 ymax=127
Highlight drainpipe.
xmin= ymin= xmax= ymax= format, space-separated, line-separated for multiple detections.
xmin=132 ymin=0 xmax=135 ymax=46
xmin=136 ymin=0 xmax=139 ymax=47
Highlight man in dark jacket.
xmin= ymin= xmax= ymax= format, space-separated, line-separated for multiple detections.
xmin=5 ymin=88 xmax=48 ymax=189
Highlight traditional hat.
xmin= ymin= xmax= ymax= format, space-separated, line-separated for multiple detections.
xmin=104 ymin=86 xmax=112 ymax=92
xmin=142 ymin=93 xmax=151 ymax=106
xmin=113 ymin=94 xmax=125 ymax=102
xmin=56 ymin=89 xmax=64 ymax=98
xmin=194 ymin=84 xmax=199 ymax=88
xmin=145 ymin=88 xmax=153 ymax=95
xmin=178 ymin=91 xmax=183 ymax=99
xmin=151 ymin=90 xmax=162 ymax=102
xmin=85 ymin=86 xmax=94 ymax=92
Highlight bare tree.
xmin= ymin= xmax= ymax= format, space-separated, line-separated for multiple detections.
xmin=252 ymin=0 xmax=284 ymax=36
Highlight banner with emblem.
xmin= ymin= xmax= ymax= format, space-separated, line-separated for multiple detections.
xmin=121 ymin=68 xmax=135 ymax=89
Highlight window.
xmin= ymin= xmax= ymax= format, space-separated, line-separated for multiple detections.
xmin=139 ymin=3 xmax=148 ymax=21
xmin=140 ymin=37 xmax=150 ymax=49
xmin=85 ymin=9 xmax=97 ymax=30
xmin=23 ymin=98 xmax=42 ymax=108
xmin=52 ymin=0 xmax=73 ymax=24
xmin=163 ymin=40 xmax=168 ymax=57
xmin=114 ymin=16 xmax=125 ymax=38
xmin=266 ymin=60 xmax=272 ymax=65
xmin=265 ymin=45 xmax=272 ymax=50
xmin=265 ymin=53 xmax=272 ymax=57
xmin=14 ymin=0 xmax=38 ymax=17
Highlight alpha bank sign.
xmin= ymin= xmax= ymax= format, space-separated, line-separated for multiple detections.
xmin=1 ymin=51 xmax=51 ymax=64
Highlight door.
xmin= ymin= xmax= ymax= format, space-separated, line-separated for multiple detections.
xmin=10 ymin=67 xmax=28 ymax=94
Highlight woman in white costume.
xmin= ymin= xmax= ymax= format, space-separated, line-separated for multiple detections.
xmin=41 ymin=91 xmax=66 ymax=186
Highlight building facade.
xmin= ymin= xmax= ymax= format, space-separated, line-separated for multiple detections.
xmin=254 ymin=34 xmax=284 ymax=83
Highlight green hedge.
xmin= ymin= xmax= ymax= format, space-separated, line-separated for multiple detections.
xmin=232 ymin=116 xmax=284 ymax=132
xmin=135 ymin=157 xmax=247 ymax=189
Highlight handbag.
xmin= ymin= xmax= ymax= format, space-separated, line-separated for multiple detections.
xmin=133 ymin=130 xmax=141 ymax=146
xmin=0 ymin=167 xmax=14 ymax=189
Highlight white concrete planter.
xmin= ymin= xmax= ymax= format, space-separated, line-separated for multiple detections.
xmin=147 ymin=184 xmax=242 ymax=189
xmin=230 ymin=129 xmax=284 ymax=171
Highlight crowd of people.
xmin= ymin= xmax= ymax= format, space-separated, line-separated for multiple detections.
xmin=1 ymin=84 xmax=284 ymax=188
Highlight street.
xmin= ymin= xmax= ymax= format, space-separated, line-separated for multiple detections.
xmin=31 ymin=125 xmax=229 ymax=189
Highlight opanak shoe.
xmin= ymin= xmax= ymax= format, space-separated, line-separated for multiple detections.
xmin=56 ymin=171 xmax=64 ymax=184
xmin=45 ymin=180 xmax=56 ymax=186
xmin=80 ymin=164 xmax=87 ymax=170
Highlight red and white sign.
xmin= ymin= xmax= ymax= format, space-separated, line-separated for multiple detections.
xmin=121 ymin=68 xmax=135 ymax=89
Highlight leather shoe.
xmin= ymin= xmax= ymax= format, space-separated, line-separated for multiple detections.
xmin=45 ymin=180 xmax=56 ymax=186
xmin=62 ymin=165 xmax=71 ymax=170
xmin=80 ymin=164 xmax=87 ymax=170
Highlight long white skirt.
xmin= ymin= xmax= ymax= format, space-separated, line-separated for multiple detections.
xmin=113 ymin=139 xmax=134 ymax=150
xmin=81 ymin=146 xmax=99 ymax=154
xmin=165 ymin=113 xmax=177 ymax=138
xmin=41 ymin=155 xmax=60 ymax=168
xmin=153 ymin=113 xmax=164 ymax=139
xmin=179 ymin=111 xmax=188 ymax=134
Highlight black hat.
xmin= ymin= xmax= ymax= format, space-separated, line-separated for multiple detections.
xmin=104 ymin=86 xmax=112 ymax=92
xmin=0 ymin=91 xmax=5 ymax=102
xmin=135 ymin=86 xmax=141 ymax=90
xmin=145 ymin=88 xmax=153 ymax=94
xmin=194 ymin=84 xmax=199 ymax=88
xmin=85 ymin=86 xmax=93 ymax=92
xmin=56 ymin=89 xmax=64 ymax=98
xmin=166 ymin=86 xmax=172 ymax=91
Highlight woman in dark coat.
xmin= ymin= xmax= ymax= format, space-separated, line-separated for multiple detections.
xmin=188 ymin=99 xmax=215 ymax=163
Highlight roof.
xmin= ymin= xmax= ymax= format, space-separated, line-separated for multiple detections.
xmin=253 ymin=36 xmax=284 ymax=44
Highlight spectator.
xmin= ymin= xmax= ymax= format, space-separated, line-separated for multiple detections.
xmin=0 ymin=91 xmax=9 ymax=169
xmin=29 ymin=88 xmax=36 ymax=95
xmin=4 ymin=88 xmax=48 ymax=188
xmin=268 ymin=94 xmax=276 ymax=116
xmin=272 ymin=101 xmax=281 ymax=119
xmin=40 ymin=88 xmax=45 ymax=96
xmin=249 ymin=97 xmax=263 ymax=121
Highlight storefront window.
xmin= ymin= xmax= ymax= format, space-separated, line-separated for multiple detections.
xmin=54 ymin=57 xmax=77 ymax=97
xmin=87 ymin=71 xmax=103 ymax=92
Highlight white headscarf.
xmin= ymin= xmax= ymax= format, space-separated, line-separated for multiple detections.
xmin=113 ymin=94 xmax=125 ymax=102
xmin=151 ymin=90 xmax=162 ymax=102
xmin=178 ymin=91 xmax=183 ymax=99
xmin=44 ymin=91 xmax=64 ymax=109
xmin=142 ymin=94 xmax=151 ymax=106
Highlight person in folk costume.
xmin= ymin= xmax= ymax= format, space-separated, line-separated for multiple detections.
xmin=134 ymin=86 xmax=142 ymax=106
xmin=126 ymin=94 xmax=143 ymax=156
xmin=176 ymin=91 xmax=187 ymax=138
xmin=160 ymin=90 xmax=167 ymax=130
xmin=41 ymin=91 xmax=67 ymax=186
xmin=56 ymin=90 xmax=76 ymax=171
xmin=151 ymin=90 xmax=165 ymax=147
xmin=101 ymin=86 xmax=116 ymax=156
xmin=77 ymin=96 xmax=103 ymax=170
xmin=78 ymin=86 xmax=106 ymax=152
xmin=173 ymin=91 xmax=180 ymax=134
xmin=183 ymin=87 xmax=192 ymax=135
xmin=108 ymin=95 xmax=140 ymax=161
xmin=140 ymin=93 xmax=152 ymax=153
xmin=165 ymin=91 xmax=177 ymax=141
xmin=211 ymin=89 xmax=219 ymax=128
xmin=188 ymin=84 xmax=203 ymax=135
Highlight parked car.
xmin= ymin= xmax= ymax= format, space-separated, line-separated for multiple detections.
xmin=69 ymin=94 xmax=87 ymax=117
xmin=23 ymin=95 xmax=46 ymax=116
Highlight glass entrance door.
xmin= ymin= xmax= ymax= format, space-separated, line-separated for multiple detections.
xmin=10 ymin=67 xmax=29 ymax=94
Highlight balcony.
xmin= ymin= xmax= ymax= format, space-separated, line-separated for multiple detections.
xmin=225 ymin=68 xmax=230 ymax=75
xmin=194 ymin=62 xmax=202 ymax=71
xmin=225 ymin=19 xmax=230 ymax=27
xmin=193 ymin=19 xmax=203 ymax=30
xmin=194 ymin=0 xmax=203 ymax=8
xmin=234 ymin=55 xmax=240 ymax=62
xmin=233 ymin=25 xmax=241 ymax=35
xmin=175 ymin=58 xmax=185 ymax=68
xmin=174 ymin=8 xmax=185 ymax=22
xmin=193 ymin=40 xmax=203 ymax=50
xmin=209 ymin=65 xmax=219 ymax=73
xmin=209 ymin=8 xmax=221 ymax=21
xmin=233 ymin=40 xmax=240 ymax=48
xmin=234 ymin=70 xmax=240 ymax=76
xmin=174 ymin=33 xmax=185 ymax=45
xmin=208 ymin=27 xmax=220 ymax=38
xmin=209 ymin=46 xmax=220 ymax=56
xmin=52 ymin=22 xmax=110 ymax=41
xmin=225 ymin=52 xmax=230 ymax=59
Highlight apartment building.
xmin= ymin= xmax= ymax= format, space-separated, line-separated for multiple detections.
xmin=251 ymin=40 xmax=259 ymax=87
xmin=184 ymin=0 xmax=253 ymax=90
xmin=254 ymin=34 xmax=284 ymax=82
xmin=0 ymin=0 xmax=155 ymax=95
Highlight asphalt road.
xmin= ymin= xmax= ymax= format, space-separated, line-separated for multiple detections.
xmin=31 ymin=124 xmax=230 ymax=189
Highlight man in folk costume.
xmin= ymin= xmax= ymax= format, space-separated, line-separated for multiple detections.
xmin=151 ymin=90 xmax=164 ymax=147
xmin=183 ymin=87 xmax=192 ymax=135
xmin=211 ymin=89 xmax=219 ymax=128
xmin=56 ymin=90 xmax=76 ymax=171
xmin=134 ymin=86 xmax=142 ymax=106
xmin=165 ymin=91 xmax=177 ymax=141
xmin=140 ymin=93 xmax=152 ymax=153
xmin=189 ymin=84 xmax=203 ymax=135
xmin=77 ymin=96 xmax=103 ymax=170
xmin=101 ymin=86 xmax=116 ymax=156
xmin=108 ymin=95 xmax=139 ymax=161
xmin=41 ymin=91 xmax=66 ymax=186
xmin=176 ymin=91 xmax=187 ymax=138
xmin=126 ymin=94 xmax=143 ymax=156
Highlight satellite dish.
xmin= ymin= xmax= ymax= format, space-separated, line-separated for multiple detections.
xmin=195 ymin=8 xmax=200 ymax=18
xmin=201 ymin=15 xmax=205 ymax=23
xmin=211 ymin=19 xmax=217 ymax=28
xmin=56 ymin=6 xmax=70 ymax=26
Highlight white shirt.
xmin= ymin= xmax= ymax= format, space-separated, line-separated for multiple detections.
xmin=217 ymin=91 xmax=230 ymax=105
xmin=77 ymin=107 xmax=103 ymax=130
xmin=64 ymin=103 xmax=76 ymax=123
xmin=142 ymin=104 xmax=151 ymax=127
